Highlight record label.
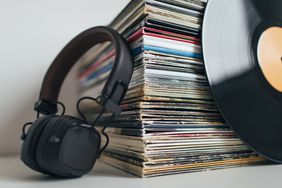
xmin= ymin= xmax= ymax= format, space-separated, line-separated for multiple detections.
xmin=257 ymin=26 xmax=282 ymax=92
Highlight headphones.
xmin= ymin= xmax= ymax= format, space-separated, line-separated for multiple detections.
xmin=20 ymin=26 xmax=134 ymax=178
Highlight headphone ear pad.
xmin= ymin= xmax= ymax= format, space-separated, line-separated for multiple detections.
xmin=35 ymin=116 xmax=101 ymax=178
xmin=21 ymin=116 xmax=55 ymax=174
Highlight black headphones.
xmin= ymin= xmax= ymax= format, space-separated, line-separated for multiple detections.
xmin=20 ymin=26 xmax=134 ymax=178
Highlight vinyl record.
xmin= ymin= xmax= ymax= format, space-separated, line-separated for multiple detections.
xmin=202 ymin=0 xmax=282 ymax=162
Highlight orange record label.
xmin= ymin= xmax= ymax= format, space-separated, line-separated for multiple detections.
xmin=257 ymin=26 xmax=282 ymax=92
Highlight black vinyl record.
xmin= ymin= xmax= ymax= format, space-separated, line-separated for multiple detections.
xmin=202 ymin=0 xmax=282 ymax=162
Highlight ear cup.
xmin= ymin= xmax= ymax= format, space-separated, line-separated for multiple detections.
xmin=21 ymin=115 xmax=55 ymax=174
xmin=59 ymin=119 xmax=101 ymax=175
xmin=35 ymin=115 xmax=101 ymax=177
xmin=35 ymin=115 xmax=72 ymax=175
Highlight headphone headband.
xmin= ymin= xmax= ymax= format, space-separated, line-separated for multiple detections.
xmin=34 ymin=26 xmax=133 ymax=115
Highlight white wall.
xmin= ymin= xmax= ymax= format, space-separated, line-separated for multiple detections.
xmin=0 ymin=0 xmax=129 ymax=155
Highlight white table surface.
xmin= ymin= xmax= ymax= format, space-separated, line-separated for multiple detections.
xmin=1 ymin=155 xmax=282 ymax=188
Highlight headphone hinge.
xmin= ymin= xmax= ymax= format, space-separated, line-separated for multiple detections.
xmin=34 ymin=99 xmax=58 ymax=115
xmin=98 ymin=95 xmax=121 ymax=116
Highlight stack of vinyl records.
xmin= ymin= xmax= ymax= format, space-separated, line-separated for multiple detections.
xmin=78 ymin=0 xmax=265 ymax=177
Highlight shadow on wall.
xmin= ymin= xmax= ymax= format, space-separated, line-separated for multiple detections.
xmin=0 ymin=66 xmax=79 ymax=155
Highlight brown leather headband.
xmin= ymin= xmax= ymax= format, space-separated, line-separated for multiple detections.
xmin=34 ymin=26 xmax=134 ymax=115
